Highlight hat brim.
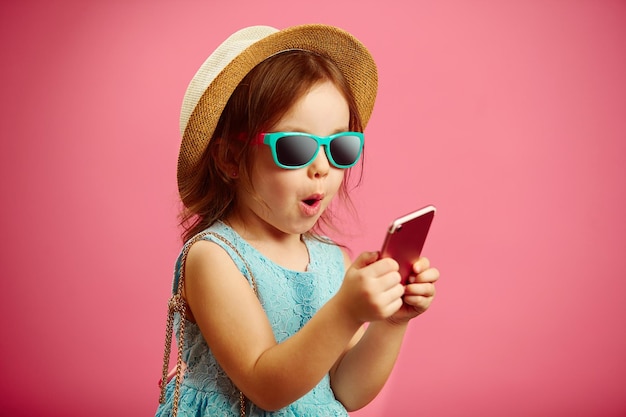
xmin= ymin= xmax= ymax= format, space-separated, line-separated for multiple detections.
xmin=177 ymin=24 xmax=378 ymax=193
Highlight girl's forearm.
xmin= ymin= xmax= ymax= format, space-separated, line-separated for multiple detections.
xmin=242 ymin=296 xmax=362 ymax=411
xmin=330 ymin=320 xmax=409 ymax=411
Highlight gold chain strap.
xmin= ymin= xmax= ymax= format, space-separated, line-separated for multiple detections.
xmin=159 ymin=231 xmax=259 ymax=417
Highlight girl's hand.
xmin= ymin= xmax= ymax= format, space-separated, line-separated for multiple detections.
xmin=388 ymin=257 xmax=439 ymax=324
xmin=337 ymin=252 xmax=406 ymax=324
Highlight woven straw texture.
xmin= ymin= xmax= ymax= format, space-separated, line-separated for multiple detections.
xmin=177 ymin=24 xmax=378 ymax=194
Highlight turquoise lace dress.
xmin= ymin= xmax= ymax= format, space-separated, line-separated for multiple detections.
xmin=156 ymin=222 xmax=349 ymax=416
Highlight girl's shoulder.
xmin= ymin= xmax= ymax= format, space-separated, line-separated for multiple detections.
xmin=171 ymin=221 xmax=239 ymax=293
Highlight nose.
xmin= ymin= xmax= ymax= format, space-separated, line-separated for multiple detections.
xmin=307 ymin=147 xmax=330 ymax=178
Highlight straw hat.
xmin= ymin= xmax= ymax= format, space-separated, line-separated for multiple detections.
xmin=177 ymin=24 xmax=378 ymax=194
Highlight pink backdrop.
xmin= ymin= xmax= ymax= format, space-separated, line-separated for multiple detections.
xmin=1 ymin=1 xmax=625 ymax=416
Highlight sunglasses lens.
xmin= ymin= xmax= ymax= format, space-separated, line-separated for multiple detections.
xmin=275 ymin=135 xmax=318 ymax=167
xmin=329 ymin=135 xmax=362 ymax=166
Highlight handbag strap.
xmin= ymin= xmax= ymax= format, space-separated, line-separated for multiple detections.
xmin=159 ymin=231 xmax=258 ymax=417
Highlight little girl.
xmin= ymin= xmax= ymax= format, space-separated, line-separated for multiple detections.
xmin=157 ymin=24 xmax=439 ymax=417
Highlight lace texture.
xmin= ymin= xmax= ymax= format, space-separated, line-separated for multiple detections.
xmin=156 ymin=222 xmax=349 ymax=417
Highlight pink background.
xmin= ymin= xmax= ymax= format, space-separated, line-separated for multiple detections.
xmin=1 ymin=1 xmax=625 ymax=416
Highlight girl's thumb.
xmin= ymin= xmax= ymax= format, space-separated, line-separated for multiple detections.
xmin=352 ymin=251 xmax=380 ymax=269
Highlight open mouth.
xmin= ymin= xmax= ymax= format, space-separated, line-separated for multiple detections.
xmin=302 ymin=193 xmax=323 ymax=206
xmin=303 ymin=199 xmax=318 ymax=206
xmin=300 ymin=194 xmax=323 ymax=216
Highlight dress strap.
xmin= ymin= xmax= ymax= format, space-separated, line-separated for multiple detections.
xmin=159 ymin=231 xmax=258 ymax=417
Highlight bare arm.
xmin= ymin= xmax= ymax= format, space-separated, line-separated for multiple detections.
xmin=183 ymin=240 xmax=403 ymax=411
xmin=330 ymin=253 xmax=440 ymax=411
xmin=331 ymin=319 xmax=408 ymax=410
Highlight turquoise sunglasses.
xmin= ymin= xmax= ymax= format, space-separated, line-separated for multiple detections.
xmin=253 ymin=131 xmax=364 ymax=169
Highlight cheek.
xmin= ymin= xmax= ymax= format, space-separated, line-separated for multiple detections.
xmin=249 ymin=161 xmax=295 ymax=199
xmin=248 ymin=147 xmax=282 ymax=179
xmin=251 ymin=146 xmax=274 ymax=170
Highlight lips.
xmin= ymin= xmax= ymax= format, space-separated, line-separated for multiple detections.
xmin=300 ymin=193 xmax=323 ymax=216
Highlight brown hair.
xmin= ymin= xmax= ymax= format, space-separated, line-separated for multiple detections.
xmin=179 ymin=50 xmax=364 ymax=243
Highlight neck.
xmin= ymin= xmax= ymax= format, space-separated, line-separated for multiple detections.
xmin=223 ymin=213 xmax=310 ymax=271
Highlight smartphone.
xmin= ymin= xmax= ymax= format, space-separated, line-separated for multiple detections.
xmin=380 ymin=205 xmax=436 ymax=284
